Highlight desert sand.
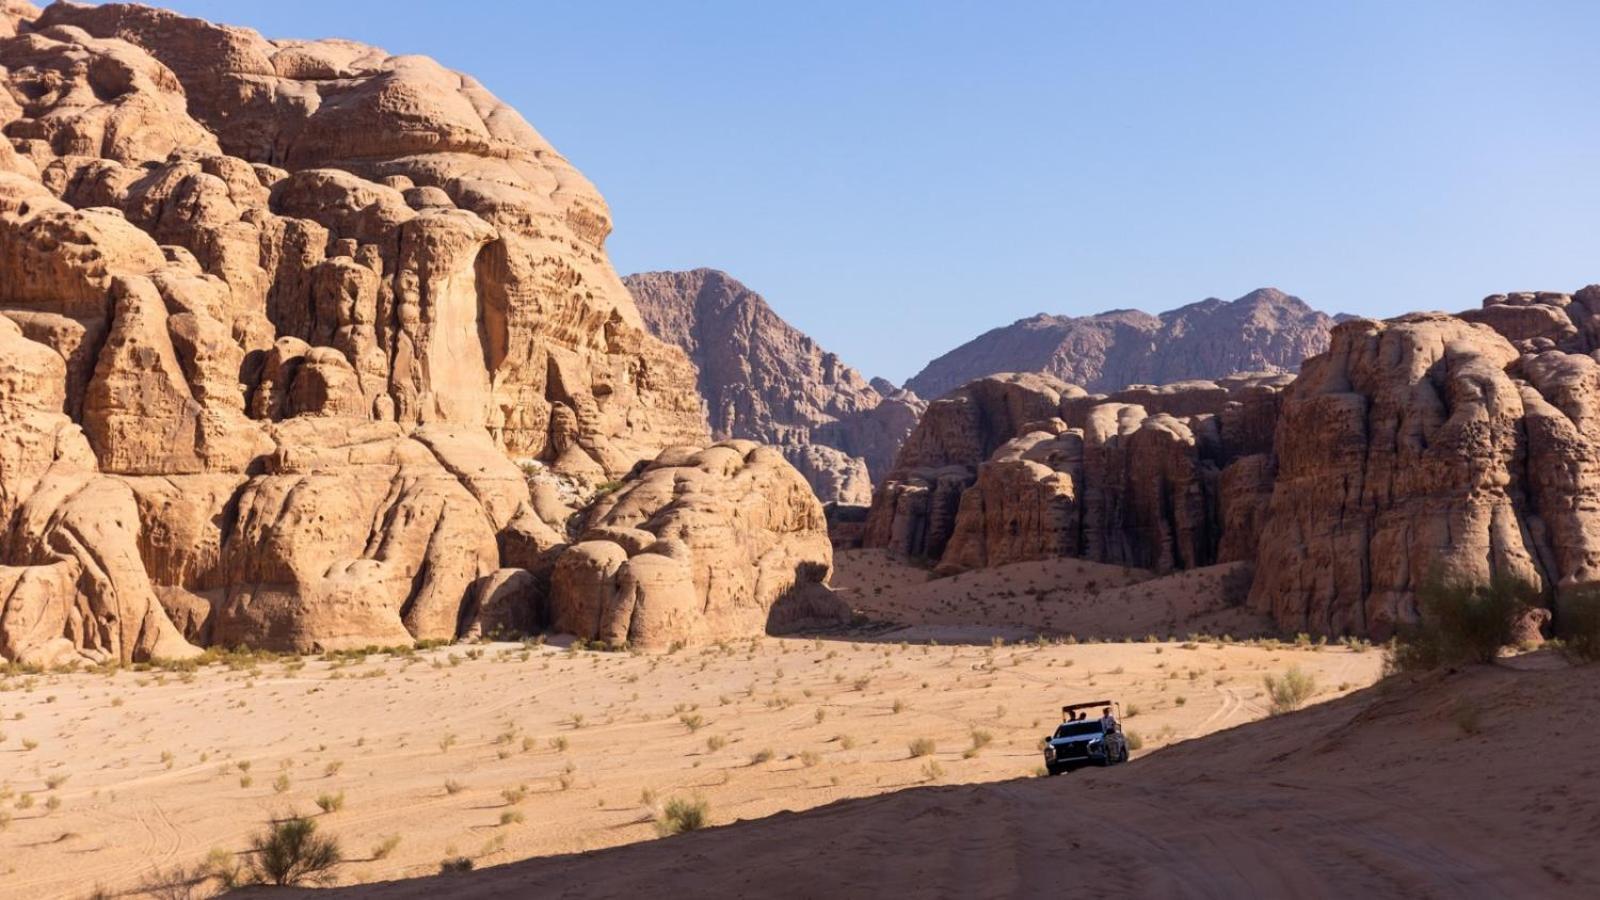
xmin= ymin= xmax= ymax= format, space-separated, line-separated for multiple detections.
xmin=835 ymin=549 xmax=1272 ymax=640
xmin=302 ymin=657 xmax=1597 ymax=899
xmin=0 ymin=629 xmax=1380 ymax=897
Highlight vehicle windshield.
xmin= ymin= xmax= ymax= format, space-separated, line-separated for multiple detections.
xmin=1054 ymin=721 xmax=1104 ymax=738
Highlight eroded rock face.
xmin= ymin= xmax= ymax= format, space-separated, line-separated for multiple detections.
xmin=906 ymin=288 xmax=1334 ymax=401
xmin=862 ymin=369 xmax=1291 ymax=589
xmin=1246 ymin=313 xmax=1590 ymax=637
xmin=627 ymin=269 xmax=923 ymax=504
xmin=875 ymin=291 xmax=1600 ymax=640
xmin=0 ymin=3 xmax=751 ymax=665
xmin=548 ymin=441 xmax=847 ymax=648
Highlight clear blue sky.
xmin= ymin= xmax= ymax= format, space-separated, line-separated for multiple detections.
xmin=154 ymin=1 xmax=1600 ymax=383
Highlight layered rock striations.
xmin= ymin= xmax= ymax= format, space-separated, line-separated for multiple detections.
xmin=0 ymin=3 xmax=838 ymax=666
xmin=905 ymin=288 xmax=1334 ymax=401
xmin=626 ymin=269 xmax=923 ymax=504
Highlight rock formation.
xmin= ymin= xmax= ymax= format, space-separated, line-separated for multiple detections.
xmin=871 ymin=286 xmax=1600 ymax=641
xmin=0 ymin=2 xmax=843 ymax=666
xmin=905 ymin=288 xmax=1334 ymax=401
xmin=863 ymin=372 xmax=1286 ymax=575
xmin=548 ymin=440 xmax=844 ymax=648
xmin=626 ymin=269 xmax=923 ymax=504
xmin=1247 ymin=302 xmax=1600 ymax=637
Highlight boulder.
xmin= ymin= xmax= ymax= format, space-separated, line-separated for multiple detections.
xmin=547 ymin=441 xmax=848 ymax=648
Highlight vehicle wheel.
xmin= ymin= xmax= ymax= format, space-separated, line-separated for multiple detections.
xmin=1046 ymin=764 xmax=1063 ymax=777
xmin=1118 ymin=745 xmax=1129 ymax=764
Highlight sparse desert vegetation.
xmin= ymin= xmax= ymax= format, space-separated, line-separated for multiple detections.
xmin=0 ymin=631 xmax=1381 ymax=895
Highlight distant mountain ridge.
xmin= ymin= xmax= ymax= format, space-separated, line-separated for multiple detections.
xmin=625 ymin=269 xmax=924 ymax=505
xmin=905 ymin=288 xmax=1335 ymax=400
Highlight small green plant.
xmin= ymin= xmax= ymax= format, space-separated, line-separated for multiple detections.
xmin=1556 ymin=586 xmax=1600 ymax=663
xmin=248 ymin=816 xmax=342 ymax=886
xmin=315 ymin=791 xmax=345 ymax=814
xmin=1263 ymin=666 xmax=1317 ymax=714
xmin=372 ymin=834 xmax=402 ymax=860
xmin=1388 ymin=572 xmax=1535 ymax=671
xmin=654 ymin=797 xmax=709 ymax=835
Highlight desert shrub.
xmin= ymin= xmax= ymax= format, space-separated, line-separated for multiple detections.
xmin=750 ymin=747 xmax=775 ymax=765
xmin=907 ymin=737 xmax=935 ymax=758
xmin=371 ymin=834 xmax=402 ymax=860
xmin=1263 ymin=666 xmax=1316 ymax=714
xmin=654 ymin=797 xmax=709 ymax=836
xmin=314 ymin=791 xmax=345 ymax=814
xmin=1451 ymin=701 xmax=1483 ymax=736
xmin=1388 ymin=573 xmax=1534 ymax=671
xmin=440 ymin=857 xmax=474 ymax=874
xmin=1556 ymin=585 xmax=1600 ymax=663
xmin=248 ymin=816 xmax=342 ymax=886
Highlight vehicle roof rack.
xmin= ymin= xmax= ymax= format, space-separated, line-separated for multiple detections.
xmin=1062 ymin=700 xmax=1112 ymax=714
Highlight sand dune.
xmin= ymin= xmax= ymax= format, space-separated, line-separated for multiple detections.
xmin=0 ymin=634 xmax=1379 ymax=897
xmin=299 ymin=658 xmax=1599 ymax=899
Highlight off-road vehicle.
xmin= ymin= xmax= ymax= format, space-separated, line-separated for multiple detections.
xmin=1042 ymin=700 xmax=1128 ymax=775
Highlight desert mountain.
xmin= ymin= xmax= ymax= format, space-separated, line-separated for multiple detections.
xmin=905 ymin=288 xmax=1335 ymax=400
xmin=626 ymin=268 xmax=924 ymax=504
xmin=0 ymin=2 xmax=842 ymax=667
xmin=866 ymin=288 xmax=1600 ymax=640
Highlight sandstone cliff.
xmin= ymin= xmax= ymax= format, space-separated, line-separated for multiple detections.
xmin=863 ymin=372 xmax=1285 ymax=576
xmin=626 ymin=268 xmax=923 ymax=504
xmin=905 ymin=288 xmax=1334 ymax=400
xmin=870 ymin=287 xmax=1600 ymax=641
xmin=0 ymin=2 xmax=838 ymax=666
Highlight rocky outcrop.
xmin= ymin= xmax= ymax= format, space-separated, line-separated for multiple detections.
xmin=906 ymin=288 xmax=1333 ymax=400
xmin=548 ymin=441 xmax=846 ymax=648
xmin=0 ymin=3 xmax=845 ymax=666
xmin=626 ymin=269 xmax=923 ymax=504
xmin=875 ymin=287 xmax=1600 ymax=641
xmin=1245 ymin=309 xmax=1600 ymax=638
xmin=868 ymin=373 xmax=1288 ymax=576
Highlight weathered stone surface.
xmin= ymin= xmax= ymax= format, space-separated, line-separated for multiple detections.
xmin=880 ymin=291 xmax=1600 ymax=640
xmin=1247 ymin=314 xmax=1566 ymax=637
xmin=0 ymin=3 xmax=809 ymax=665
xmin=867 ymin=372 xmax=1287 ymax=581
xmin=627 ymin=269 xmax=923 ymax=504
xmin=547 ymin=441 xmax=848 ymax=648
xmin=906 ymin=288 xmax=1334 ymax=400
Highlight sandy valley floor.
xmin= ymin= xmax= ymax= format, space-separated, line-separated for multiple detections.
xmin=0 ymin=625 xmax=1381 ymax=897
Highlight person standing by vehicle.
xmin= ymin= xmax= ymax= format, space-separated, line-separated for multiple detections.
xmin=1099 ymin=706 xmax=1117 ymax=733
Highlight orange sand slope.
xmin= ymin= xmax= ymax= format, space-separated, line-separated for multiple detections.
xmin=302 ymin=660 xmax=1599 ymax=899
xmin=834 ymin=549 xmax=1274 ymax=640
